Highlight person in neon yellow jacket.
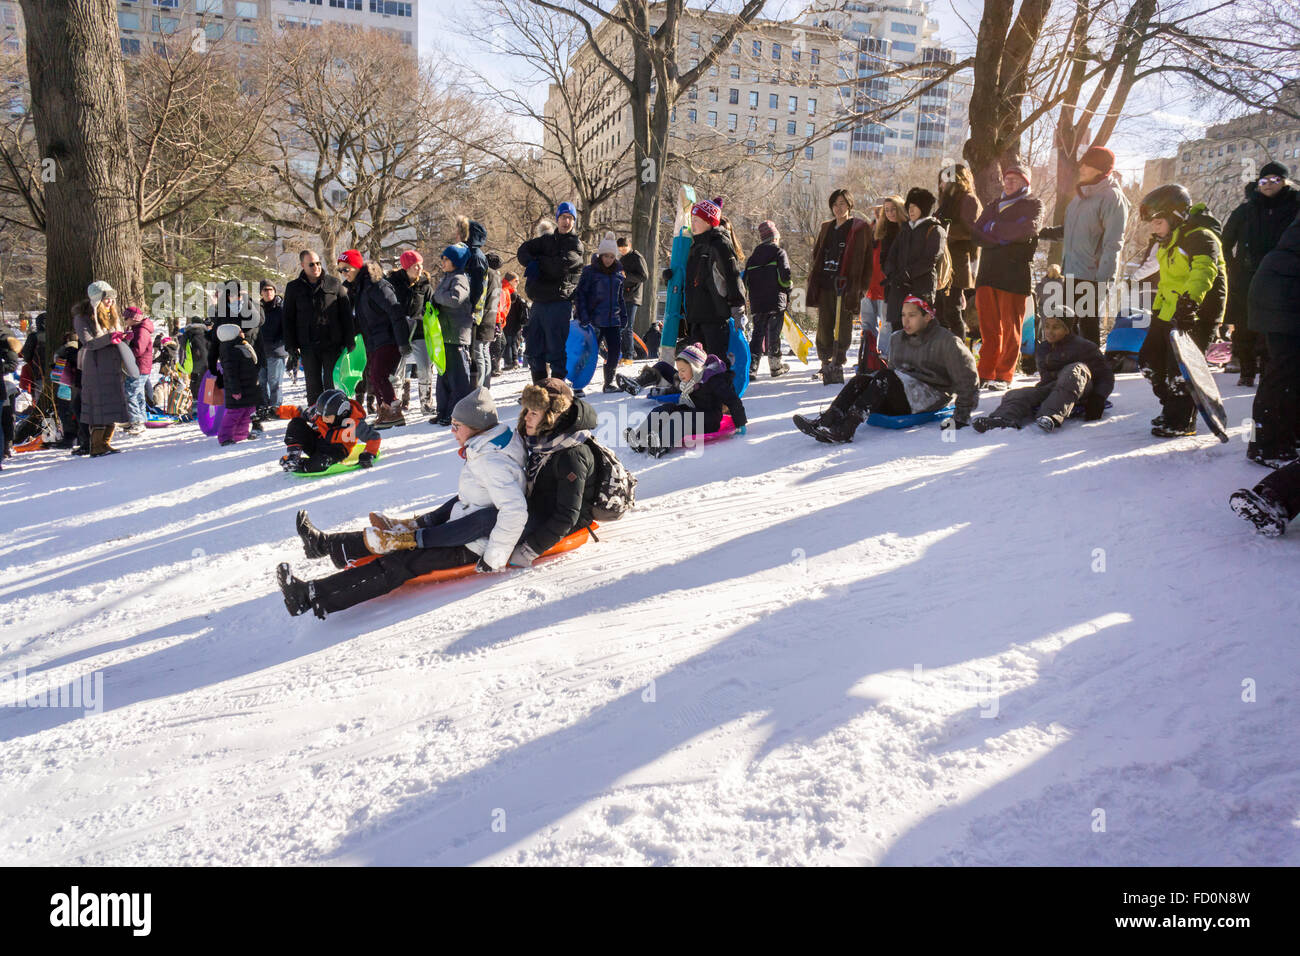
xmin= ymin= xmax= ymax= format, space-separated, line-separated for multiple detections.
xmin=1137 ymin=184 xmax=1227 ymax=438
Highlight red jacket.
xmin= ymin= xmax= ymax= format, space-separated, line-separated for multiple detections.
xmin=497 ymin=280 xmax=514 ymax=328
xmin=276 ymin=398 xmax=381 ymax=456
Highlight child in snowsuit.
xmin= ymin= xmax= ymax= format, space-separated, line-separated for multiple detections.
xmin=625 ymin=343 xmax=747 ymax=457
xmin=215 ymin=323 xmax=261 ymax=445
xmin=278 ymin=387 xmax=529 ymax=618
xmin=1136 ymin=184 xmax=1227 ymax=438
xmin=275 ymin=387 xmax=381 ymax=474
xmin=793 ymin=295 xmax=979 ymax=444
xmin=51 ymin=333 xmax=80 ymax=448
xmin=972 ymin=306 xmax=1114 ymax=432
xmin=574 ymin=232 xmax=628 ymax=392
xmin=744 ymin=220 xmax=792 ymax=377
xmin=1230 ymin=458 xmax=1300 ymax=537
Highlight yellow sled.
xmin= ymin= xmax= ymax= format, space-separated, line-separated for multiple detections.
xmin=782 ymin=312 xmax=812 ymax=364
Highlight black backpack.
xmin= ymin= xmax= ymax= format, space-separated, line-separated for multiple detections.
xmin=586 ymin=438 xmax=636 ymax=521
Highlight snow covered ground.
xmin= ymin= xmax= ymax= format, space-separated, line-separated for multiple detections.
xmin=1 ymin=356 xmax=1297 ymax=866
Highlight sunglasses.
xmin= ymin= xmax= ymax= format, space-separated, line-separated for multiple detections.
xmin=1259 ymin=176 xmax=1284 ymax=185
xmin=305 ymin=261 xmax=322 ymax=268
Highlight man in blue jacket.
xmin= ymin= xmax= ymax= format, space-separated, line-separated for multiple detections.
xmin=517 ymin=203 xmax=585 ymax=385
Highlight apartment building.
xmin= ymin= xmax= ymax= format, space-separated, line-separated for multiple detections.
xmin=546 ymin=8 xmax=853 ymax=194
xmin=806 ymin=0 xmax=969 ymax=162
xmin=1147 ymin=103 xmax=1300 ymax=216
xmin=0 ymin=1 xmax=417 ymax=57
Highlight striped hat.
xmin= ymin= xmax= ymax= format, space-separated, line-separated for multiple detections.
xmin=691 ymin=197 xmax=723 ymax=228
xmin=676 ymin=343 xmax=707 ymax=373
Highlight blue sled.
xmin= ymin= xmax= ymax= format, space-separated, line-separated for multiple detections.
xmin=867 ymin=405 xmax=955 ymax=429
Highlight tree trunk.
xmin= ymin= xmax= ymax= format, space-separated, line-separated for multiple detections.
xmin=20 ymin=0 xmax=143 ymax=363
xmin=629 ymin=44 xmax=661 ymax=335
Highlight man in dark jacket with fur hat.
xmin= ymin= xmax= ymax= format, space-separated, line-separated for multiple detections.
xmin=1223 ymin=162 xmax=1300 ymax=386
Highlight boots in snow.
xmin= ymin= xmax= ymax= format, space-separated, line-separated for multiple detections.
xmin=749 ymin=357 xmax=760 ymax=376
xmin=770 ymin=361 xmax=790 ymax=378
xmin=615 ymin=373 xmax=642 ymax=396
xmin=296 ymin=510 xmax=330 ymax=561
xmin=364 ymin=526 xmax=418 ymax=554
xmin=1229 ymin=487 xmax=1289 ymax=537
xmin=401 ymin=380 xmax=411 ymax=410
xmin=280 ymin=448 xmax=305 ymax=472
xmin=374 ymin=403 xmax=406 ymax=429
xmin=1035 ymin=415 xmax=1058 ymax=433
xmin=1152 ymin=421 xmax=1196 ymax=438
xmin=821 ymin=363 xmax=844 ymax=386
xmin=277 ymin=563 xmax=315 ymax=617
xmin=602 ymin=382 xmax=622 ymax=393
xmin=794 ymin=407 xmax=856 ymax=443
xmin=972 ymin=416 xmax=1020 ymax=433
xmin=1237 ymin=373 xmax=1256 ymax=388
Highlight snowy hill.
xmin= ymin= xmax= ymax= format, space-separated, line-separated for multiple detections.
xmin=1 ymin=360 xmax=1297 ymax=866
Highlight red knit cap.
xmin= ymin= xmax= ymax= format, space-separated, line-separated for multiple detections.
xmin=399 ymin=250 xmax=423 ymax=270
xmin=691 ymin=197 xmax=723 ymax=228
xmin=337 ymin=249 xmax=364 ymax=269
xmin=1079 ymin=146 xmax=1115 ymax=175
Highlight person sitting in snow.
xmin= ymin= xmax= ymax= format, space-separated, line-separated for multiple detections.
xmin=624 ymin=343 xmax=747 ymax=457
xmin=971 ymin=304 xmax=1114 ymax=433
xmin=793 ymin=295 xmax=979 ymax=443
xmin=275 ymin=387 xmax=381 ymax=474
xmin=277 ymin=381 xmax=596 ymax=619
xmin=1230 ymin=459 xmax=1300 ymax=537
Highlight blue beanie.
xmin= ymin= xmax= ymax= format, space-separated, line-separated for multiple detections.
xmin=556 ymin=201 xmax=577 ymax=221
xmin=441 ymin=243 xmax=470 ymax=271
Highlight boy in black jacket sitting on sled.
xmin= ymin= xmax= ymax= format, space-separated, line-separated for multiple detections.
xmin=972 ymin=305 xmax=1114 ymax=433
xmin=625 ymin=343 xmax=747 ymax=457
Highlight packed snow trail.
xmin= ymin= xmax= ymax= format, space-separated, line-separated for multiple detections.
xmin=1 ymin=363 xmax=1297 ymax=865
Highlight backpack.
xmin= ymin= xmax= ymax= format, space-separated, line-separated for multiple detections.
xmin=585 ymin=438 xmax=636 ymax=521
xmin=932 ymin=223 xmax=953 ymax=292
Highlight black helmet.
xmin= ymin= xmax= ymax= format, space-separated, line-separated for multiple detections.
xmin=315 ymin=388 xmax=350 ymax=419
xmin=1139 ymin=184 xmax=1192 ymax=224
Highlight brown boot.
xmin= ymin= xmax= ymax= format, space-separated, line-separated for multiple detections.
xmin=89 ymin=427 xmax=108 ymax=457
xmin=369 ymin=512 xmax=418 ymax=533
xmin=363 ymin=527 xmax=417 ymax=554
xmin=400 ymin=380 xmax=411 ymax=410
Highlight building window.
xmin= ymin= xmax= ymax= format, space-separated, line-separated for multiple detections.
xmin=806 ymin=122 xmax=814 ymax=137
xmin=153 ymin=15 xmax=180 ymax=33
xmin=730 ymin=65 xmax=740 ymax=79
xmin=687 ymin=109 xmax=697 ymax=123
xmin=833 ymin=140 xmax=847 ymax=151
xmin=236 ymin=25 xmax=257 ymax=42
xmin=196 ymin=0 xmax=222 ymax=13
xmin=205 ymin=23 xmax=222 ymax=40
xmin=727 ymin=113 xmax=737 ymax=131
xmin=752 ymin=39 xmax=761 ymax=57
xmin=749 ymin=91 xmax=758 ymax=108
xmin=708 ymin=88 xmax=718 ymax=103
xmin=237 ymin=1 xmax=260 ymax=16
xmin=369 ymin=1 xmax=414 ymax=15
xmin=772 ymin=42 xmax=781 ymax=61
xmin=707 ymin=111 xmax=717 ymax=127
xmin=767 ymin=118 xmax=777 ymax=132
xmin=690 ymin=32 xmax=699 ymax=49
xmin=769 ymin=93 xmax=778 ymax=109
xmin=810 ymin=48 xmax=820 ymax=65
xmin=787 ymin=120 xmax=796 ymax=135
xmin=329 ymin=0 xmax=364 ymax=8
xmin=792 ymin=47 xmax=801 ymax=62
xmin=688 ymin=87 xmax=697 ymax=101
xmin=731 ymin=39 xmax=741 ymax=54
xmin=893 ymin=41 xmax=916 ymax=53
xmin=119 ymin=12 xmax=141 ymax=30
xmin=808 ymin=98 xmax=817 ymax=115
xmin=729 ymin=88 xmax=739 ymax=105
xmin=891 ymin=22 xmax=918 ymax=35
xmin=121 ymin=37 xmax=142 ymax=55
xmin=788 ymin=96 xmax=797 ymax=113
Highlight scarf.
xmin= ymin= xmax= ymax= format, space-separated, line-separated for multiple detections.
xmin=523 ymin=428 xmax=592 ymax=493
xmin=997 ymin=186 xmax=1029 ymax=215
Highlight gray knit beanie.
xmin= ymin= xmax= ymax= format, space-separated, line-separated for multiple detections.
xmin=451 ymin=387 xmax=498 ymax=431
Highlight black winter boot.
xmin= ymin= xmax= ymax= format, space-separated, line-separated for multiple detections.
xmin=973 ymin=415 xmax=1020 ymax=433
xmin=277 ymin=563 xmax=314 ymax=617
xmin=1229 ymin=487 xmax=1289 ymax=537
xmin=296 ymin=510 xmax=329 ymax=560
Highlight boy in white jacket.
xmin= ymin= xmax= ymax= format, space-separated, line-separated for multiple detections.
xmin=279 ymin=388 xmax=528 ymax=618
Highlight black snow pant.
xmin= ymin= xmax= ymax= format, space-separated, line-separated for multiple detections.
xmin=284 ymin=416 xmax=349 ymax=470
xmin=830 ymin=368 xmax=911 ymax=421
xmin=688 ymin=320 xmax=731 ymax=368
xmin=1256 ymin=458 xmax=1300 ymax=522
xmin=317 ymin=502 xmax=500 ymax=570
xmin=310 ymin=545 xmax=479 ymax=615
xmin=1248 ymin=332 xmax=1300 ymax=463
xmin=1138 ymin=317 xmax=1196 ymax=431
xmin=749 ymin=311 xmax=783 ymax=368
xmin=596 ymin=324 xmax=621 ymax=386
xmin=990 ymin=362 xmax=1094 ymax=426
xmin=1232 ymin=323 xmax=1264 ymax=378
xmin=300 ymin=346 xmax=342 ymax=407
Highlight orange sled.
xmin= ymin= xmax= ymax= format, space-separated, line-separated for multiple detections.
xmin=349 ymin=522 xmax=599 ymax=586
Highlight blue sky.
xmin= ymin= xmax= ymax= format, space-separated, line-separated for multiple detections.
xmin=417 ymin=0 xmax=1212 ymax=180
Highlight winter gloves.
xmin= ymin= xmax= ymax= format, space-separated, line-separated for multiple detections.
xmin=1172 ymin=293 xmax=1198 ymax=332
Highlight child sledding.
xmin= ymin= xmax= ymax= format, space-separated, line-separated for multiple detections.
xmin=624 ymin=343 xmax=747 ymax=457
xmin=793 ymin=296 xmax=978 ymax=443
xmin=275 ymin=387 xmax=382 ymax=474
xmin=971 ymin=305 xmax=1114 ymax=433
xmin=277 ymin=381 xmax=601 ymax=619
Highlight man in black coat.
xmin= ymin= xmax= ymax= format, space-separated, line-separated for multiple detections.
xmin=1223 ymin=162 xmax=1300 ymax=386
xmin=517 ymin=203 xmax=585 ymax=384
xmin=282 ymin=249 xmax=354 ymax=405
xmin=617 ymin=236 xmax=648 ymax=360
xmin=1246 ymin=207 xmax=1300 ymax=467
xmin=258 ymin=279 xmax=289 ymax=414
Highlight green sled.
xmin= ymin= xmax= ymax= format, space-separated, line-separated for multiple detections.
xmin=290 ymin=449 xmax=381 ymax=478
xmin=422 ymin=302 xmax=447 ymax=374
xmin=334 ymin=334 xmax=367 ymax=397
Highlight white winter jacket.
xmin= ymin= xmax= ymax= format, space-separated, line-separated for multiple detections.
xmin=456 ymin=422 xmax=528 ymax=569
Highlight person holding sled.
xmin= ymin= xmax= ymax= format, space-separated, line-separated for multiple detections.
xmin=971 ymin=304 xmax=1114 ymax=433
xmin=574 ymin=232 xmax=627 ymax=393
xmin=793 ymin=296 xmax=978 ymax=444
xmin=1136 ymin=184 xmax=1227 ymax=438
xmin=625 ymin=343 xmax=747 ymax=457
xmin=743 ymin=219 xmax=792 ymax=378
xmin=806 ymin=189 xmax=873 ymax=384
xmin=275 ymin=387 xmax=381 ymax=474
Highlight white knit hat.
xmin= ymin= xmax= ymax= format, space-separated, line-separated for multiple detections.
xmin=216 ymin=323 xmax=241 ymax=342
xmin=87 ymin=281 xmax=115 ymax=308
xmin=597 ymin=231 xmax=619 ymax=257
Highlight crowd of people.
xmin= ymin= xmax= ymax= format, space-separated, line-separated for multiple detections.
xmin=5 ymin=151 xmax=1300 ymax=585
